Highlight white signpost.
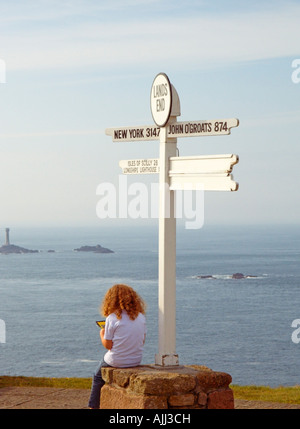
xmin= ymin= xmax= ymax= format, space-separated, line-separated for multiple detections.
xmin=105 ymin=73 xmax=239 ymax=366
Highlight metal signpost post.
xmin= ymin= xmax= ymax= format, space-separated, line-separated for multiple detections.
xmin=105 ymin=73 xmax=239 ymax=366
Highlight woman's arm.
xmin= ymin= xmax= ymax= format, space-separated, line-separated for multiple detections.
xmin=100 ymin=328 xmax=113 ymax=350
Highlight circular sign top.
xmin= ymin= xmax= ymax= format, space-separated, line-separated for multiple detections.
xmin=150 ymin=73 xmax=172 ymax=127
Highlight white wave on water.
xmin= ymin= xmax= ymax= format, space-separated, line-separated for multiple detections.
xmin=75 ymin=359 xmax=98 ymax=363
xmin=41 ymin=358 xmax=98 ymax=366
xmin=40 ymin=360 xmax=67 ymax=366
xmin=190 ymin=274 xmax=268 ymax=280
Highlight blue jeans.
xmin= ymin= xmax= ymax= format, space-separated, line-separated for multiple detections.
xmin=88 ymin=359 xmax=111 ymax=409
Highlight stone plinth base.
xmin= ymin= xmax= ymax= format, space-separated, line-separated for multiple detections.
xmin=100 ymin=364 xmax=234 ymax=409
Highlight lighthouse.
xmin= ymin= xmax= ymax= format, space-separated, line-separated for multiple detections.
xmin=5 ymin=228 xmax=10 ymax=246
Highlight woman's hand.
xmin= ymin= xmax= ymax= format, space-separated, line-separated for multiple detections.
xmin=100 ymin=328 xmax=113 ymax=350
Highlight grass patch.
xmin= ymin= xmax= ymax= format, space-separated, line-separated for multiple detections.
xmin=231 ymin=384 xmax=300 ymax=404
xmin=0 ymin=376 xmax=91 ymax=390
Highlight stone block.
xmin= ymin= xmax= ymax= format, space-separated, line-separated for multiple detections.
xmin=100 ymin=385 xmax=168 ymax=409
xmin=100 ymin=365 xmax=233 ymax=409
xmin=129 ymin=372 xmax=196 ymax=396
xmin=207 ymin=388 xmax=234 ymax=409
xmin=101 ymin=367 xmax=114 ymax=384
xmin=113 ymin=368 xmax=138 ymax=387
xmin=168 ymin=394 xmax=195 ymax=407
xmin=195 ymin=370 xmax=232 ymax=392
xmin=197 ymin=391 xmax=208 ymax=406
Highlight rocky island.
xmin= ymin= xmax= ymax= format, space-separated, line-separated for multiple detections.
xmin=0 ymin=244 xmax=39 ymax=254
xmin=74 ymin=244 xmax=114 ymax=254
xmin=0 ymin=228 xmax=38 ymax=254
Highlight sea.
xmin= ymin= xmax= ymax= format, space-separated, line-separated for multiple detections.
xmin=0 ymin=223 xmax=300 ymax=387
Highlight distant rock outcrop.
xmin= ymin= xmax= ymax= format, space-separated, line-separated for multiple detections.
xmin=74 ymin=244 xmax=114 ymax=254
xmin=231 ymin=273 xmax=257 ymax=279
xmin=0 ymin=244 xmax=39 ymax=254
xmin=197 ymin=275 xmax=215 ymax=279
xmin=232 ymin=272 xmax=245 ymax=279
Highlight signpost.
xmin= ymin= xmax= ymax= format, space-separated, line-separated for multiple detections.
xmin=105 ymin=73 xmax=240 ymax=366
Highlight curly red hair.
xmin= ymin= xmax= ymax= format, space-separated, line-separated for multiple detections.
xmin=100 ymin=284 xmax=146 ymax=320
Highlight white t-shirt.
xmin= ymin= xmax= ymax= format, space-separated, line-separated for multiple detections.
xmin=103 ymin=310 xmax=146 ymax=368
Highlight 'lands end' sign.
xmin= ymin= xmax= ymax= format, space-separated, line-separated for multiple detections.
xmin=150 ymin=73 xmax=172 ymax=127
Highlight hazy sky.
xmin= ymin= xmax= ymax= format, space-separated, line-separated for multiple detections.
xmin=0 ymin=0 xmax=299 ymax=229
